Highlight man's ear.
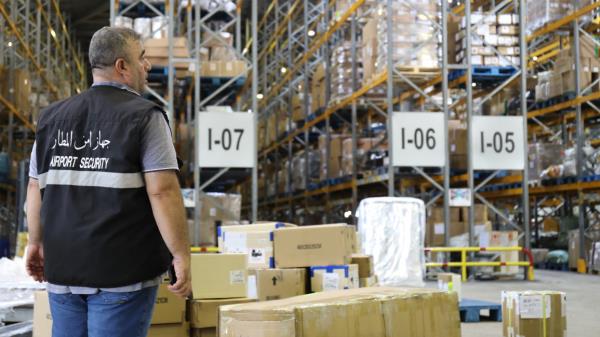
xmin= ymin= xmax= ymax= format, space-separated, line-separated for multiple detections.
xmin=115 ymin=58 xmax=127 ymax=75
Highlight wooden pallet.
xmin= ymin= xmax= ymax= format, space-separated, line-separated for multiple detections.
xmin=459 ymin=299 xmax=503 ymax=323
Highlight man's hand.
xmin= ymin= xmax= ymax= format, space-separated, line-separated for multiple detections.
xmin=168 ymin=254 xmax=191 ymax=298
xmin=26 ymin=243 xmax=45 ymax=282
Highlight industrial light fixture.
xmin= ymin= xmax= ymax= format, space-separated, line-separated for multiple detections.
xmin=532 ymin=56 xmax=538 ymax=61
xmin=308 ymin=30 xmax=316 ymax=37
xmin=280 ymin=67 xmax=287 ymax=74
xmin=7 ymin=41 xmax=12 ymax=47
xmin=257 ymin=93 xmax=264 ymax=100
xmin=50 ymin=29 xmax=56 ymax=38
xmin=472 ymin=82 xmax=477 ymax=87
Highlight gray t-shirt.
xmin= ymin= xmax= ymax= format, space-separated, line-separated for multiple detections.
xmin=29 ymin=84 xmax=178 ymax=294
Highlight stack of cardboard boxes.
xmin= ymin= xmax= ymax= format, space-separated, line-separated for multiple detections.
xmin=201 ymin=32 xmax=247 ymax=78
xmin=373 ymin=1 xmax=440 ymax=73
xmin=535 ymin=35 xmax=600 ymax=103
xmin=330 ymin=42 xmax=363 ymax=101
xmin=194 ymin=193 xmax=242 ymax=247
xmin=311 ymin=63 xmax=326 ymax=114
xmin=291 ymin=150 xmax=321 ymax=191
xmin=454 ymin=13 xmax=520 ymax=66
xmin=144 ymin=37 xmax=192 ymax=70
xmin=189 ymin=253 xmax=255 ymax=336
xmin=219 ymin=287 xmax=461 ymax=337
xmin=426 ymin=204 xmax=491 ymax=247
xmin=0 ymin=66 xmax=32 ymax=118
xmin=318 ymin=134 xmax=346 ymax=181
xmin=502 ymin=291 xmax=567 ymax=337
xmin=340 ymin=136 xmax=388 ymax=176
xmin=526 ymin=0 xmax=590 ymax=34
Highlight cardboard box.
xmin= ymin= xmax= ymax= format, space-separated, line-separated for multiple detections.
xmin=33 ymin=291 xmax=52 ymax=337
xmin=147 ymin=322 xmax=190 ymax=337
xmin=359 ymin=276 xmax=377 ymax=288
xmin=219 ymin=287 xmax=461 ymax=337
xmin=190 ymin=298 xmax=255 ymax=328
xmin=195 ymin=193 xmax=241 ymax=247
xmin=437 ymin=273 xmax=462 ymax=300
xmin=310 ymin=264 xmax=359 ymax=292
xmin=502 ymin=291 xmax=566 ymax=337
xmin=222 ymin=230 xmax=273 ymax=269
xmin=247 ymin=268 xmax=307 ymax=301
xmin=485 ymin=231 xmax=519 ymax=274
xmin=192 ymin=328 xmax=216 ymax=337
xmin=461 ymin=204 xmax=489 ymax=223
xmin=273 ymin=224 xmax=356 ymax=268
xmin=219 ymin=60 xmax=247 ymax=77
xmin=191 ymin=253 xmax=247 ymax=299
xmin=152 ymin=283 xmax=186 ymax=324
xmin=218 ymin=222 xmax=295 ymax=250
xmin=145 ymin=37 xmax=188 ymax=48
xmin=351 ymin=254 xmax=374 ymax=278
xmin=200 ymin=61 xmax=221 ymax=77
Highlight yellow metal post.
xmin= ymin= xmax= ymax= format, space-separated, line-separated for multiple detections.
xmin=461 ymin=249 xmax=467 ymax=282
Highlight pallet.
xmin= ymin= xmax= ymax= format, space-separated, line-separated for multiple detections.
xmin=534 ymin=92 xmax=577 ymax=110
xmin=459 ymin=299 xmax=503 ymax=323
xmin=449 ymin=66 xmax=517 ymax=82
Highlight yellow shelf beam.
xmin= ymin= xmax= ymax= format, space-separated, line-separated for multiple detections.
xmin=0 ymin=94 xmax=35 ymax=132
xmin=528 ymin=2 xmax=600 ymax=42
xmin=528 ymin=91 xmax=600 ymax=118
xmin=0 ymin=2 xmax=59 ymax=98
xmin=260 ymin=0 xmax=365 ymax=108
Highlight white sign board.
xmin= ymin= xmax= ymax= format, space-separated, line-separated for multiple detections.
xmin=392 ymin=112 xmax=446 ymax=167
xmin=198 ymin=112 xmax=256 ymax=168
xmin=471 ymin=116 xmax=525 ymax=170
xmin=449 ymin=188 xmax=472 ymax=207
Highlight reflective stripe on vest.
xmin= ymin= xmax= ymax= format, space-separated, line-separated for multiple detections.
xmin=38 ymin=169 xmax=145 ymax=189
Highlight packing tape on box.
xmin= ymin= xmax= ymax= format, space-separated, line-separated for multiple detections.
xmin=309 ymin=265 xmax=350 ymax=277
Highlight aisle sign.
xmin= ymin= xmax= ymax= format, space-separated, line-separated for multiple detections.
xmin=471 ymin=116 xmax=525 ymax=170
xmin=392 ymin=112 xmax=446 ymax=167
xmin=198 ymin=111 xmax=256 ymax=168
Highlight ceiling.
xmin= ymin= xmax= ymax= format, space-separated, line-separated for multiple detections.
xmin=59 ymin=0 xmax=110 ymax=73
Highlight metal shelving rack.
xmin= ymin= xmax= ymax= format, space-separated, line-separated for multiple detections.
xmin=110 ymin=0 xmax=259 ymax=243
xmin=0 ymin=0 xmax=87 ymax=255
xmin=240 ymin=0 xmax=533 ymax=253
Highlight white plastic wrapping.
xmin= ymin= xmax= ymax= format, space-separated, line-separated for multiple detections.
xmin=357 ymin=197 xmax=425 ymax=287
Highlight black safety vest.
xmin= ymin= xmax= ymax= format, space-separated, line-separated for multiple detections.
xmin=35 ymin=85 xmax=171 ymax=287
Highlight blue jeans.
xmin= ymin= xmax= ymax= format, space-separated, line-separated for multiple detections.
xmin=48 ymin=286 xmax=158 ymax=337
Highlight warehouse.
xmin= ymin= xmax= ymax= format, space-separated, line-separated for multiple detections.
xmin=0 ymin=0 xmax=599 ymax=336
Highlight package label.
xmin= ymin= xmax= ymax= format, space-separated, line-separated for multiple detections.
xmin=230 ymin=270 xmax=245 ymax=285
xmin=248 ymin=248 xmax=266 ymax=265
xmin=434 ymin=223 xmax=445 ymax=235
xmin=246 ymin=275 xmax=257 ymax=299
xmin=224 ymin=232 xmax=247 ymax=253
xmin=519 ymin=294 xmax=551 ymax=319
xmin=322 ymin=273 xmax=340 ymax=291
xmin=210 ymin=208 xmax=217 ymax=216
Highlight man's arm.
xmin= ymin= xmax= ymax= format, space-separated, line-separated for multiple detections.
xmin=145 ymin=170 xmax=191 ymax=297
xmin=26 ymin=179 xmax=45 ymax=282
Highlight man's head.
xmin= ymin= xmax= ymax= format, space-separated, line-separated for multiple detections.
xmin=89 ymin=27 xmax=150 ymax=93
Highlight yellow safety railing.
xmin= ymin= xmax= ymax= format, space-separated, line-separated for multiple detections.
xmin=190 ymin=246 xmax=219 ymax=253
xmin=425 ymin=246 xmax=535 ymax=282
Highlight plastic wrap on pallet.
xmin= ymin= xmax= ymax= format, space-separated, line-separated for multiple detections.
xmin=179 ymin=0 xmax=237 ymax=12
xmin=373 ymin=2 xmax=440 ymax=72
xmin=114 ymin=16 xmax=133 ymax=29
xmin=291 ymin=151 xmax=321 ymax=192
xmin=591 ymin=242 xmax=600 ymax=272
xmin=133 ymin=18 xmax=152 ymax=39
xmin=526 ymin=0 xmax=589 ymax=34
xmin=528 ymin=143 xmax=565 ymax=181
xmin=151 ymin=16 xmax=168 ymax=39
xmin=356 ymin=197 xmax=425 ymax=287
xmin=220 ymin=287 xmax=460 ymax=337
xmin=538 ymin=144 xmax=596 ymax=180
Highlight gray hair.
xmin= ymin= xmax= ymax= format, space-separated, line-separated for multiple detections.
xmin=89 ymin=26 xmax=141 ymax=69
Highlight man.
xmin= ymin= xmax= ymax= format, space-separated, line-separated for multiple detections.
xmin=25 ymin=27 xmax=191 ymax=337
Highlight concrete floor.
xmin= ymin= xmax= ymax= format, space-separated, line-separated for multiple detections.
xmin=431 ymin=270 xmax=600 ymax=337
